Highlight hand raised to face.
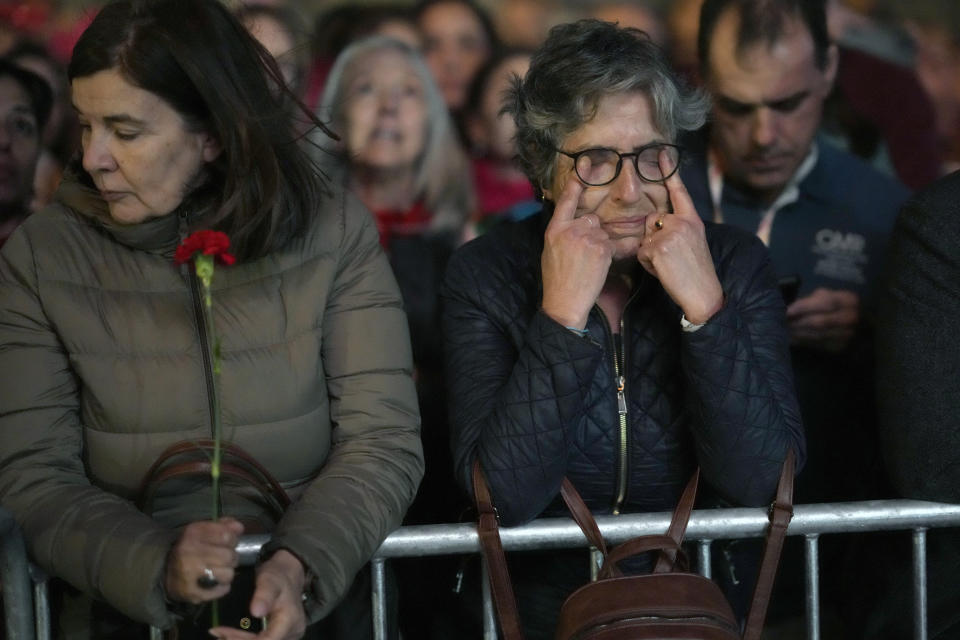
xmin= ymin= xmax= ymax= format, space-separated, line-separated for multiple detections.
xmin=540 ymin=172 xmax=614 ymax=330
xmin=637 ymin=149 xmax=724 ymax=325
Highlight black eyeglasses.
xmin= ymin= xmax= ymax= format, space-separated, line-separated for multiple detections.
xmin=555 ymin=142 xmax=682 ymax=187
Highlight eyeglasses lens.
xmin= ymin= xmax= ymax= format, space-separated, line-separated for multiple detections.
xmin=574 ymin=145 xmax=680 ymax=186
xmin=636 ymin=145 xmax=679 ymax=181
xmin=574 ymin=149 xmax=619 ymax=186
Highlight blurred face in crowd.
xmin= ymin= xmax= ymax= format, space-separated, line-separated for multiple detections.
xmin=73 ymin=68 xmax=221 ymax=224
xmin=907 ymin=22 xmax=960 ymax=142
xmin=242 ymin=13 xmax=299 ymax=91
xmin=342 ymin=50 xmax=428 ymax=172
xmin=706 ymin=7 xmax=836 ymax=202
xmin=471 ymin=53 xmax=529 ymax=160
xmin=11 ymin=53 xmax=67 ymax=146
xmin=667 ymin=0 xmax=704 ymax=71
xmin=373 ymin=19 xmax=423 ymax=51
xmin=419 ymin=1 xmax=491 ymax=110
xmin=590 ymin=3 xmax=667 ymax=48
xmin=543 ymin=91 xmax=671 ymax=262
xmin=0 ymin=75 xmax=42 ymax=214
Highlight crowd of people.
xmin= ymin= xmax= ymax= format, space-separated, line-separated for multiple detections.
xmin=0 ymin=0 xmax=958 ymax=639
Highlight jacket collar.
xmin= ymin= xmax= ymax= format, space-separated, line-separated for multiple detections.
xmin=54 ymin=166 xmax=207 ymax=258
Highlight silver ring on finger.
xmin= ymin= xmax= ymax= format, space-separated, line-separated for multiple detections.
xmin=197 ymin=567 xmax=219 ymax=590
xmin=582 ymin=215 xmax=594 ymax=227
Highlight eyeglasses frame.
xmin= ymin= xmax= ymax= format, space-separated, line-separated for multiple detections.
xmin=554 ymin=142 xmax=684 ymax=187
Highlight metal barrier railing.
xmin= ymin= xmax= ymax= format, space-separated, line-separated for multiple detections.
xmin=369 ymin=499 xmax=960 ymax=640
xmin=5 ymin=500 xmax=960 ymax=640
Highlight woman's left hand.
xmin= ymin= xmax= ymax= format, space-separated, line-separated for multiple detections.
xmin=637 ymin=150 xmax=724 ymax=325
xmin=209 ymin=549 xmax=308 ymax=640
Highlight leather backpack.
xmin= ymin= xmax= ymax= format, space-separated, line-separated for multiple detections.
xmin=473 ymin=450 xmax=795 ymax=640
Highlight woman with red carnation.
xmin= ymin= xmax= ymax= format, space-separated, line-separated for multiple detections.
xmin=0 ymin=1 xmax=424 ymax=639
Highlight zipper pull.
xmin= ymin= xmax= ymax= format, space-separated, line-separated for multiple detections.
xmin=177 ymin=212 xmax=190 ymax=276
xmin=178 ymin=210 xmax=189 ymax=241
xmin=617 ymin=375 xmax=627 ymax=415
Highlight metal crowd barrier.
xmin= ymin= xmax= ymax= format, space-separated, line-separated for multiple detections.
xmin=4 ymin=500 xmax=960 ymax=640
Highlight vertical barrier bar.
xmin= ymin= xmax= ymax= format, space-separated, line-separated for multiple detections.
xmin=589 ymin=547 xmax=601 ymax=581
xmin=33 ymin=578 xmax=50 ymax=640
xmin=697 ymin=540 xmax=712 ymax=578
xmin=481 ymin=560 xmax=498 ymax=640
xmin=371 ymin=558 xmax=388 ymax=640
xmin=0 ymin=508 xmax=35 ymax=640
xmin=804 ymin=534 xmax=820 ymax=640
xmin=150 ymin=627 xmax=164 ymax=640
xmin=912 ymin=528 xmax=928 ymax=640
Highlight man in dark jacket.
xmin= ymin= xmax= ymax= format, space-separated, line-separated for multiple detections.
xmin=678 ymin=0 xmax=908 ymax=631
xmin=441 ymin=20 xmax=804 ymax=639
xmin=871 ymin=170 xmax=960 ymax=640
xmin=680 ymin=0 xmax=907 ymax=503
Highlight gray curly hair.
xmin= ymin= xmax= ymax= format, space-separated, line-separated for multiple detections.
xmin=506 ymin=19 xmax=710 ymax=194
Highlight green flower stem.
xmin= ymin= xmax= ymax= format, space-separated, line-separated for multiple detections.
xmin=196 ymin=254 xmax=222 ymax=628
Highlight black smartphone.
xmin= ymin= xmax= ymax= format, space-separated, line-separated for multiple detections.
xmin=777 ymin=275 xmax=801 ymax=305
xmin=176 ymin=568 xmax=265 ymax=638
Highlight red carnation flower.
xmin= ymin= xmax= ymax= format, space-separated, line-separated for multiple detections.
xmin=174 ymin=230 xmax=236 ymax=266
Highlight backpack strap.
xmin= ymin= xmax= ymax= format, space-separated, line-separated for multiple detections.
xmin=560 ymin=478 xmax=609 ymax=558
xmin=653 ymin=468 xmax=699 ymax=573
xmin=598 ymin=535 xmax=688 ymax=580
xmin=742 ymin=449 xmax=796 ymax=640
xmin=559 ymin=470 xmax=699 ymax=575
xmin=473 ymin=460 xmax=526 ymax=640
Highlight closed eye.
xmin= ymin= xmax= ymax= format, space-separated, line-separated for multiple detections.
xmin=401 ymin=82 xmax=422 ymax=98
xmin=10 ymin=115 xmax=38 ymax=137
xmin=349 ymin=81 xmax=374 ymax=97
xmin=580 ymin=148 xmax=617 ymax=162
xmin=715 ymin=95 xmax=754 ymax=117
xmin=638 ymin=157 xmax=661 ymax=170
xmin=768 ymin=91 xmax=809 ymax=113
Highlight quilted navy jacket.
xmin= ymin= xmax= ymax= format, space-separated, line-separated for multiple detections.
xmin=442 ymin=212 xmax=805 ymax=526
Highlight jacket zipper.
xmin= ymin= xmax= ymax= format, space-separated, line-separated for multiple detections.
xmin=594 ymin=289 xmax=637 ymax=516
xmin=179 ymin=214 xmax=218 ymax=438
xmin=190 ymin=273 xmax=217 ymax=437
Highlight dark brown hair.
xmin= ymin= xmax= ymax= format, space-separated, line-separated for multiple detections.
xmin=68 ymin=0 xmax=334 ymax=261
xmin=698 ymin=0 xmax=831 ymax=76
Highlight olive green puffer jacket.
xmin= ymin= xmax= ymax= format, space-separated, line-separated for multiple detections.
xmin=0 ymin=175 xmax=424 ymax=629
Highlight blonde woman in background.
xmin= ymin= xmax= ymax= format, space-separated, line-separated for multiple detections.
xmin=315 ymin=35 xmax=476 ymax=638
